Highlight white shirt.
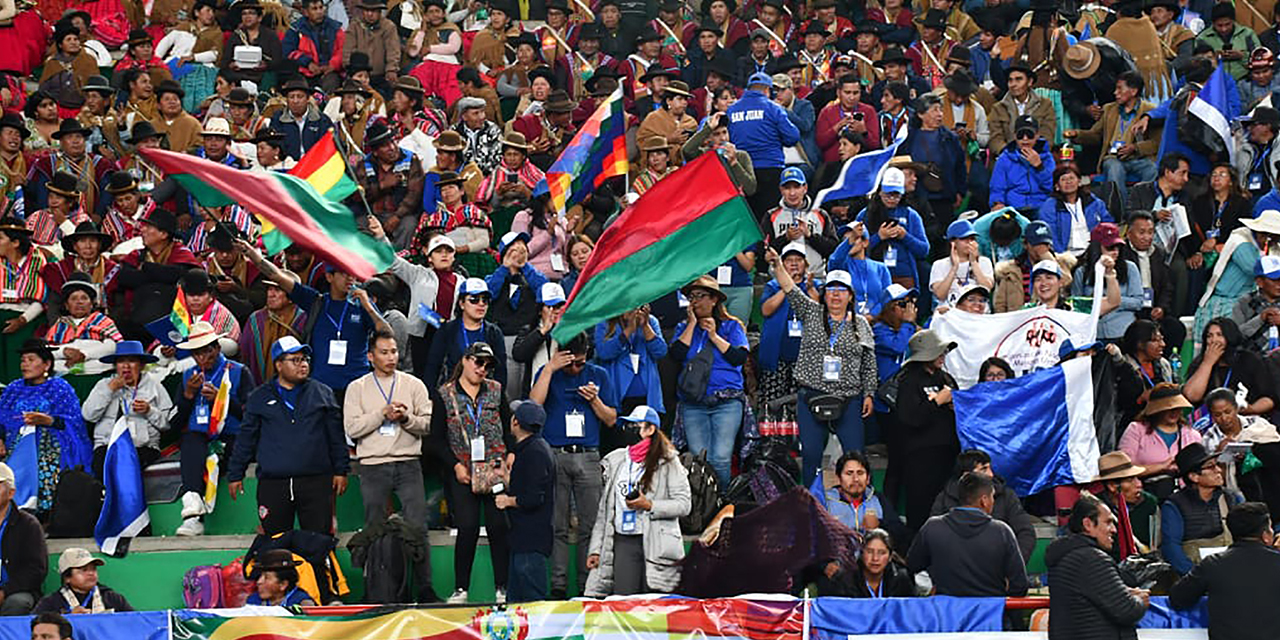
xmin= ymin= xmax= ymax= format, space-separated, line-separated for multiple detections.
xmin=1066 ymin=200 xmax=1090 ymax=254
xmin=928 ymin=256 xmax=994 ymax=308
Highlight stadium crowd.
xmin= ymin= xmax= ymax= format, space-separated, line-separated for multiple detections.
xmin=0 ymin=0 xmax=1278 ymax=633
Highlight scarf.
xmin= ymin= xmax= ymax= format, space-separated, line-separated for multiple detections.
xmin=146 ymin=241 xmax=174 ymax=265
xmin=434 ymin=268 xmax=457 ymax=321
xmin=1107 ymin=17 xmax=1173 ymax=104
xmin=1201 ymin=226 xmax=1273 ymax=308
xmin=60 ymin=585 xmax=106 ymax=613
xmin=628 ymin=437 xmax=651 ymax=463
xmin=1108 ymin=486 xmax=1139 ymax=560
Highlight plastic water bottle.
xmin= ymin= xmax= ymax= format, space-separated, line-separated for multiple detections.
xmin=1269 ymin=325 xmax=1279 ymax=352
xmin=1171 ymin=349 xmax=1182 ymax=382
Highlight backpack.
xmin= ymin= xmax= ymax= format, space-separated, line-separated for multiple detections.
xmin=47 ymin=468 xmax=104 ymax=539
xmin=182 ymin=565 xmax=225 ymax=608
xmin=244 ymin=530 xmax=350 ymax=605
xmin=221 ymin=558 xmax=256 ymax=608
xmin=359 ymin=531 xmax=411 ymax=604
xmin=679 ymin=451 xmax=722 ymax=535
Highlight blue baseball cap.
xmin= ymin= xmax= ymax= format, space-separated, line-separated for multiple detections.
xmin=1024 ymin=220 xmax=1053 ymax=247
xmin=461 ymin=277 xmax=489 ymax=296
xmin=1058 ymin=338 xmax=1102 ymax=360
xmin=1257 ymin=255 xmax=1280 ymax=279
xmin=946 ymin=219 xmax=977 ymax=240
xmin=618 ymin=405 xmax=661 ymax=426
xmin=539 ymin=282 xmax=566 ymax=305
xmin=498 ymin=230 xmax=531 ymax=257
xmin=780 ymin=166 xmax=807 ymax=186
xmin=512 ymin=400 xmax=547 ymax=429
xmin=271 ymin=336 xmax=311 ymax=361
xmin=747 ymin=72 xmax=774 ymax=88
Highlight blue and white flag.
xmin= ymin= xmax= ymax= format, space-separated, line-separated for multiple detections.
xmin=94 ymin=418 xmax=149 ymax=556
xmin=8 ymin=432 xmax=37 ymax=510
xmin=1188 ymin=63 xmax=1241 ymax=164
xmin=954 ymin=357 xmax=1100 ymax=496
xmin=814 ymin=123 xmax=908 ymax=208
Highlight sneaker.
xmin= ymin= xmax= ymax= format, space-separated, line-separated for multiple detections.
xmin=175 ymin=517 xmax=204 ymax=536
xmin=447 ymin=588 xmax=468 ymax=604
xmin=494 ymin=588 xmax=506 ymax=604
xmin=180 ymin=491 xmax=207 ymax=519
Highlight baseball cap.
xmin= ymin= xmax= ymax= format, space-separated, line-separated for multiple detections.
xmin=1257 ymin=255 xmax=1280 ymax=279
xmin=1014 ymin=114 xmax=1039 ymax=135
xmin=513 ymin=400 xmax=547 ymax=429
xmin=464 ymin=341 xmax=496 ymax=361
xmin=0 ymin=462 xmax=12 ymax=487
xmin=956 ymin=283 xmax=990 ymax=305
xmin=270 ymin=335 xmax=311 ymax=361
xmin=1024 ymin=220 xmax=1053 ymax=247
xmin=426 ymin=234 xmax=456 ymax=254
xmin=747 ymin=72 xmax=774 ymax=88
xmin=539 ymin=282 xmax=566 ymax=305
xmin=1090 ymin=222 xmax=1125 ymax=248
xmin=946 ymin=219 xmax=977 ymax=240
xmin=58 ymin=547 xmax=105 ymax=574
xmin=780 ymin=241 xmax=807 ymax=259
xmin=618 ymin=404 xmax=661 ymax=426
xmin=1059 ymin=337 xmax=1102 ymax=360
xmin=780 ymin=166 xmax=807 ymax=186
xmin=1031 ymin=259 xmax=1062 ymax=279
xmin=498 ymin=230 xmax=531 ymax=257
xmin=880 ymin=167 xmax=906 ymax=194
xmin=885 ymin=283 xmax=917 ymax=302
xmin=461 ymin=277 xmax=490 ymax=296
xmin=824 ymin=269 xmax=854 ymax=291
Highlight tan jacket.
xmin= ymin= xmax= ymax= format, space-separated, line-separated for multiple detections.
xmin=988 ymin=91 xmax=1056 ymax=153
xmin=993 ymin=253 xmax=1077 ymax=313
xmin=153 ymin=112 xmax=203 ymax=153
xmin=635 ymin=108 xmax=697 ymax=165
xmin=344 ymin=17 xmax=402 ymax=76
xmin=1072 ymin=100 xmax=1158 ymax=164
xmin=343 ymin=370 xmax=432 ymax=465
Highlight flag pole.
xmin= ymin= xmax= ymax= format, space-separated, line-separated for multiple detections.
xmin=328 ymin=130 xmax=379 ymax=239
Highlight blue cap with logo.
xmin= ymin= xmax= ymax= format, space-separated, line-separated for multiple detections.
xmin=271 ymin=335 xmax=311 ymax=361
xmin=618 ymin=405 xmax=661 ymax=426
xmin=946 ymin=219 xmax=978 ymax=240
xmin=780 ymin=166 xmax=807 ymax=186
xmin=1256 ymin=255 xmax=1280 ymax=279
xmin=1024 ymin=220 xmax=1053 ymax=247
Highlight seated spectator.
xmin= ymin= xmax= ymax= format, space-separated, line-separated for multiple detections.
xmin=1070 ymin=223 xmax=1135 ymax=341
xmin=246 ymin=549 xmax=317 ymax=606
xmin=928 ymin=219 xmax=994 ymax=311
xmin=237 ymin=272 xmax=308 ymax=387
xmin=990 ymin=115 xmax=1055 ymax=211
xmin=1094 ymin=451 xmax=1160 ymax=556
xmin=0 ymin=220 xmax=50 ymax=384
xmin=33 ymin=548 xmax=132 ymax=614
xmin=1201 ymin=388 xmax=1280 ymax=519
xmin=84 ymin=341 xmax=172 ymax=479
xmin=1039 ymin=164 xmax=1113 ymax=256
xmin=1116 ymin=320 xmax=1179 ymax=428
xmin=1119 ymin=383 xmax=1201 ymax=499
xmin=39 ymin=221 xmax=118 ymax=315
xmin=45 ymin=272 xmax=122 ymax=381
xmin=992 ymin=220 xmax=1077 ymax=312
xmin=1121 ymin=210 xmax=1186 ymax=356
xmin=813 ymin=450 xmax=892 ymax=538
xmin=907 ymin=471 xmax=1029 ymax=596
xmin=929 ymin=449 xmax=1036 ymax=563
xmin=1063 ymin=70 xmax=1158 ymax=207
xmin=820 ymin=528 xmax=915 ymax=598
xmin=1184 ymin=318 xmax=1275 ymax=416
xmin=1161 ymin=442 xmax=1242 ymax=574
xmin=1169 ymin=502 xmax=1280 ymax=640
xmin=29 ymin=613 xmax=73 ymax=640
xmin=0 ymin=462 xmax=46 ymax=615
xmin=1191 ymin=163 xmax=1249 ymax=251
xmin=1232 ymin=255 xmax=1280 ymax=353
xmin=973 ymin=208 xmax=1029 ymax=265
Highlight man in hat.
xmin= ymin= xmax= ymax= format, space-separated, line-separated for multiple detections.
xmin=114 ymin=208 xmax=203 ymax=332
xmin=538 ymin=0 xmax=579 ymax=69
xmin=116 ymin=29 xmax=173 ymax=90
xmin=1161 ymin=441 xmax=1241 ymax=573
xmin=554 ymin=23 xmax=614 ymax=102
xmin=592 ymin=0 xmax=628 ymax=59
xmin=816 ymin=75 xmax=879 ymax=166
xmin=99 ymin=172 xmax=156 ymax=246
xmin=150 ymin=80 xmax=202 ymax=153
xmin=228 ymin=335 xmax=351 ymax=536
xmin=469 ymin=0 xmax=521 ymax=76
xmin=632 ymin=66 xmax=678 ymax=116
xmin=452 ymin=96 xmax=503 ymax=174
xmin=868 ymin=46 xmax=930 ymax=108
xmin=204 ymin=225 xmax=266 ymax=321
xmin=24 ymin=171 xmax=90 ymax=249
xmin=423 ymin=130 xmax=483 ymax=214
xmin=1064 ymin=71 xmax=1158 ymax=207
xmin=221 ymin=0 xmax=282 ymax=87
xmin=476 ymin=133 xmax=546 ymax=208
xmin=1236 ymin=106 xmax=1280 ymax=205
xmin=238 ymin=265 xmax=307 ymax=385
xmin=1239 ymin=47 xmax=1280 ymax=109
xmin=737 ymin=29 xmax=775 ymax=88
xmin=908 ymin=9 xmax=957 ymax=90
xmin=83 ymin=339 xmax=171 ymax=479
xmin=1147 ymin=0 xmax=1198 ymax=65
xmin=25 ymin=120 xmax=114 ymax=220
xmin=32 ymin=547 xmax=133 ymax=614
xmin=77 ymin=76 xmax=120 ymax=159
xmin=1094 ymin=450 xmax=1160 ymax=556
xmin=622 ymin=28 xmax=681 ymax=103
xmin=701 ymin=0 xmax=750 ymax=51
xmin=224 ymin=88 xmax=266 ymax=144
xmin=728 ymin=72 xmax=800 ymax=221
xmin=1197 ymin=1 xmax=1261 ymax=80
xmin=496 ymin=399 xmax=555 ymax=604
xmin=40 ymin=221 xmax=118 ymax=310
xmin=636 ymin=81 xmax=697 ymax=165
xmin=571 ymin=67 xmax=620 ymax=126
xmin=802 ymin=0 xmax=851 ymax=45
xmin=689 ymin=56 xmax=738 ymax=121
xmin=388 ymin=76 xmax=446 ymax=142
xmin=795 ymin=21 xmax=834 ymax=91
xmin=650 ymin=0 xmax=689 ymax=64
xmin=751 ymin=0 xmax=794 ymax=57
xmin=987 ymin=62 xmax=1056 ymax=153
xmin=39 ymin=20 xmax=98 ymax=108
xmin=684 ymin=21 xmax=732 ymax=91
xmin=326 ymin=81 xmax=373 ymax=155
xmin=361 ymin=121 xmax=425 ymax=249
xmin=1170 ymin=501 xmax=1280 ymax=638
xmin=268 ymin=77 xmax=334 ymax=160
xmin=344 ymin=0 xmax=401 ymax=93
xmin=512 ymin=89 xmax=579 ymax=170
xmin=283 ymin=0 xmax=346 ymax=93
xmin=849 ymin=22 xmax=887 ymax=88
xmin=938 ymin=70 xmax=990 ymax=159
xmin=0 ymin=113 xmax=26 ymax=198
xmin=193 ymin=117 xmax=247 ymax=169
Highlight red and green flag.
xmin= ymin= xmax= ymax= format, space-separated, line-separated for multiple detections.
xmin=140 ymin=147 xmax=394 ymax=280
xmin=256 ymin=131 xmax=361 ymax=254
xmin=552 ymin=152 xmax=761 ymax=343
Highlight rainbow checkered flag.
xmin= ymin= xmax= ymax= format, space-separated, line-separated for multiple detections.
xmin=535 ymin=86 xmax=628 ymax=215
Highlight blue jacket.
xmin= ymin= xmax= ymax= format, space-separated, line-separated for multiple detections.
xmin=726 ymin=89 xmax=800 ymax=169
xmin=1255 ymin=188 xmax=1280 ymax=217
xmin=227 ymin=377 xmax=350 ymax=481
xmin=1038 ymin=194 xmax=1113 ymax=253
xmin=825 ymin=249 xmax=894 ymax=315
xmin=175 ymin=355 xmax=249 ymax=436
xmin=856 ymin=205 xmax=930 ymax=280
xmin=282 ymin=16 xmax=344 ymax=70
xmin=904 ymin=127 xmax=967 ymax=201
xmin=973 ymin=208 xmax=1030 ymax=261
xmin=593 ymin=316 xmax=668 ymax=412
xmin=990 ymin=141 xmax=1056 ymax=209
xmin=506 ymin=433 xmax=555 ymax=556
xmin=759 ymin=279 xmax=817 ymax=370
xmin=782 ymin=97 xmax=819 ymax=171
xmin=269 ymin=105 xmax=335 ymax=160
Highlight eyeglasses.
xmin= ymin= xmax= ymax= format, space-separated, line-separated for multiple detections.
xmin=1016 ymin=131 xmax=1036 ymax=140
xmin=566 ymin=357 xmax=587 ymax=368
xmin=465 ymin=295 xmax=490 ymax=305
xmin=280 ymin=355 xmax=311 ymax=365
xmin=686 ymin=290 xmax=712 ymax=301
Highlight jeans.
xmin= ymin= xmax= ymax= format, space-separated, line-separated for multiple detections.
xmin=359 ymin=460 xmax=434 ymax=601
xmin=1101 ymin=157 xmax=1157 ymax=206
xmin=552 ymin=449 xmax=602 ymax=595
xmin=796 ymin=388 xmax=865 ymax=487
xmin=507 ymin=552 xmax=548 ymax=603
xmin=680 ymin=398 xmax=743 ymax=489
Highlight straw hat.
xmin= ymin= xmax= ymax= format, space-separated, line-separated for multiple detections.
xmin=682 ymin=275 xmax=727 ymax=302
xmin=175 ymin=321 xmax=227 ymax=351
xmin=1093 ymin=451 xmax=1146 ymax=482
xmin=1136 ymin=382 xmax=1193 ymax=419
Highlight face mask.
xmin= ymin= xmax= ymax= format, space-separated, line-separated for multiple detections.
xmin=618 ymin=424 xmax=644 ymax=447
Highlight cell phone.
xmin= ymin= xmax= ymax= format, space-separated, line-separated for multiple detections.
xmin=1223 ymin=42 xmax=1233 ymax=51
xmin=505 ymin=172 xmax=518 ymax=184
xmin=853 ymin=112 xmax=864 ymax=121
xmin=626 ymin=488 xmax=641 ymax=500
xmin=884 ymin=219 xmax=898 ymax=227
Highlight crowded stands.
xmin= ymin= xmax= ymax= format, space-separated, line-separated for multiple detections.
xmin=3 ymin=0 xmax=1280 ymax=633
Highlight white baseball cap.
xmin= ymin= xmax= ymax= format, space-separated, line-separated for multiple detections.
xmin=539 ymin=282 xmax=566 ymax=305
xmin=1031 ymin=259 xmax=1062 ymax=279
xmin=885 ymin=283 xmax=917 ymax=302
xmin=880 ymin=167 xmax=906 ymax=194
xmin=426 ymin=235 xmax=456 ymax=254
xmin=780 ymin=241 xmax=807 ymax=260
xmin=461 ymin=277 xmax=489 ymax=296
xmin=824 ymin=270 xmax=854 ymax=291
xmin=0 ymin=462 xmax=12 ymax=487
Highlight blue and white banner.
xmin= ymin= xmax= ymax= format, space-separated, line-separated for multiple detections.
xmin=954 ymin=357 xmax=1100 ymax=496
xmin=1187 ymin=63 xmax=1240 ymax=164
xmin=931 ymin=307 xmax=1098 ymax=389
xmin=8 ymin=432 xmax=37 ymax=510
xmin=94 ymin=417 xmax=150 ymax=556
xmin=814 ymin=124 xmax=908 ymax=208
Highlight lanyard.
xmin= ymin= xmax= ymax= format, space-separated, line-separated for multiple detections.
xmin=198 ymin=359 xmax=226 ymax=411
xmin=120 ymin=384 xmax=139 ymax=416
xmin=1212 ymin=199 xmax=1229 ymax=230
xmin=465 ymin=397 xmax=484 ymax=438
xmin=325 ymin=298 xmax=350 ymax=339
xmin=0 ymin=505 xmax=10 ymax=585
xmin=461 ymin=325 xmax=482 ymax=351
xmin=691 ymin=326 xmax=708 ymax=354
xmin=1223 ymin=366 xmax=1234 ymax=389
xmin=275 ymin=383 xmax=295 ymax=412
xmin=1254 ymin=143 xmax=1272 ymax=173
xmin=75 ymin=586 xmax=97 ymax=611
xmin=1116 ymin=107 xmax=1136 ymax=138
xmin=373 ymin=372 xmax=397 ymax=405
xmin=865 ymin=578 xmax=882 ymax=598
xmin=828 ymin=317 xmax=847 ymax=351
xmin=1138 ymin=362 xmax=1156 ymax=388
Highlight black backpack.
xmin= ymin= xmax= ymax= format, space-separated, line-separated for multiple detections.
xmin=358 ymin=531 xmax=411 ymax=604
xmin=679 ymin=451 xmax=722 ymax=535
xmin=47 ymin=467 xmax=104 ymax=539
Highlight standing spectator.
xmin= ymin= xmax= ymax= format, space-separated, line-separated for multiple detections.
xmin=904 ymin=94 xmax=966 ymax=221
xmin=343 ymin=330 xmax=435 ymax=603
xmin=989 ymin=115 xmax=1056 ymax=212
xmin=907 ymin=472 xmax=1029 ymax=596
xmin=894 ymin=330 xmax=961 ymax=533
xmin=1045 ymin=494 xmax=1150 ymax=639
xmin=495 ymin=401 xmax=555 ymax=604
xmin=33 ymin=548 xmax=133 ymax=614
xmin=1170 ymin=502 xmax=1280 ymax=640
xmin=765 ymin=168 xmax=838 ymax=277
xmin=511 ymin=283 xmax=568 ymax=396
xmin=815 ymin=75 xmax=878 ymax=167
xmin=726 ymin=72 xmax=800 ymax=220
xmin=227 ymin=337 xmax=350 ymax=536
xmin=487 ymin=231 xmax=550 ymax=401
xmin=344 ymin=0 xmax=400 ymax=95
xmin=1160 ymin=442 xmax=1240 ymax=574
xmin=0 ymin=462 xmax=45 ymax=615
xmin=592 ymin=305 xmax=667 ymax=423
xmin=529 ymin=332 xmax=618 ymax=598
xmin=360 ymin=123 xmax=424 ymax=249
xmin=856 ymin=168 xmax=929 ymax=289
xmin=930 ymin=449 xmax=1037 ymax=563
xmin=1122 ymin=210 xmax=1186 ymax=354
xmin=423 ymin=277 xmax=507 ymax=389
xmin=584 ymin=406 xmax=691 ymax=596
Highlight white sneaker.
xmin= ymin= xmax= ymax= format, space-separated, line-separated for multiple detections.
xmin=180 ymin=491 xmax=207 ymax=519
xmin=447 ymin=588 xmax=468 ymax=604
xmin=494 ymin=588 xmax=506 ymax=604
xmin=175 ymin=517 xmax=204 ymax=536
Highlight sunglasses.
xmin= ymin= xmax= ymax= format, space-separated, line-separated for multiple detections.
xmin=565 ymin=357 xmax=587 ymax=368
xmin=1016 ymin=130 xmax=1036 ymax=140
xmin=470 ymin=357 xmax=494 ymax=371
xmin=686 ymin=290 xmax=713 ymax=301
xmin=465 ymin=295 xmax=490 ymax=305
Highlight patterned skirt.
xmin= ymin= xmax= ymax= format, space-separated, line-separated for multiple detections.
xmin=1033 ymin=88 xmax=1072 ymax=148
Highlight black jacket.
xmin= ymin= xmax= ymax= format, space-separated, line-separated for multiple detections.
xmin=1126 ymin=181 xmax=1198 ymax=258
xmin=930 ymin=476 xmax=1037 ymax=563
xmin=227 ymin=377 xmax=351 ymax=481
xmin=1045 ymin=533 xmax=1147 ymax=640
xmin=1169 ymin=539 xmax=1280 ymax=640
xmin=841 ymin=561 xmax=916 ymax=598
xmin=33 ymin=584 xmax=133 ymax=613
xmin=506 ymin=433 xmax=555 ymax=556
xmin=423 ymin=319 xmax=507 ymax=389
xmin=906 ymin=507 xmax=1028 ymax=597
xmin=0 ymin=507 xmax=46 ymax=596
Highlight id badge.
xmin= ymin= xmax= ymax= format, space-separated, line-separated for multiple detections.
xmin=379 ymin=420 xmax=397 ymax=436
xmin=328 ymin=339 xmax=347 ymax=365
xmin=678 ymin=292 xmax=689 ymax=308
xmin=1143 ymin=287 xmax=1154 ymax=308
xmin=1250 ymin=172 xmax=1265 ymax=191
xmin=788 ymin=318 xmax=803 ymax=337
xmin=716 ymin=265 xmax=733 ymax=285
xmin=1109 ymin=139 xmax=1123 ymax=154
xmin=884 ymin=246 xmax=898 ymax=268
xmin=822 ymin=354 xmax=842 ymax=381
xmin=18 ymin=425 xmax=34 ymax=437
xmin=1207 ymin=228 xmax=1220 ymax=240
xmin=196 ymin=403 xmax=210 ymax=425
xmin=621 ymin=509 xmax=638 ymax=533
xmin=1 ymin=288 xmax=15 ymax=298
xmin=509 ymin=284 xmax=519 ymax=300
xmin=470 ymin=435 xmax=485 ymax=461
xmin=550 ymin=253 xmax=566 ymax=272
xmin=566 ymin=411 xmax=586 ymax=438
xmin=858 ymin=299 xmax=869 ymax=315
xmin=630 ymin=353 xmax=640 ymax=374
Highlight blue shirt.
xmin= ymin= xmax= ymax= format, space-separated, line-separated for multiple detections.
xmin=289 ymin=284 xmax=375 ymax=390
xmin=759 ymin=279 xmax=805 ymax=370
xmin=538 ymin=362 xmax=618 ymax=447
xmin=709 ymin=242 xmax=759 ymax=288
xmin=672 ymin=318 xmax=750 ymax=394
